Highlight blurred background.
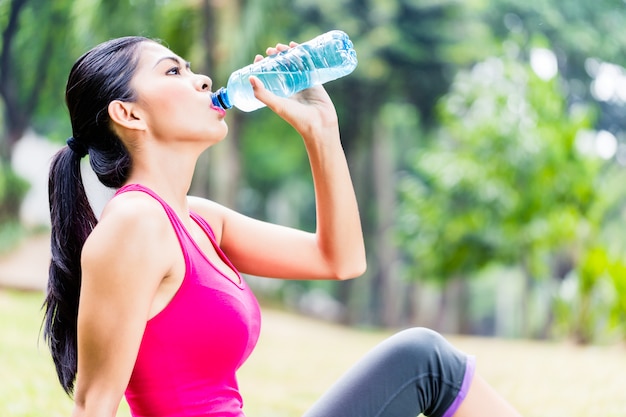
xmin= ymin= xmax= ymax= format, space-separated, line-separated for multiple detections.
xmin=4 ymin=1 xmax=626 ymax=416
xmin=3 ymin=0 xmax=626 ymax=346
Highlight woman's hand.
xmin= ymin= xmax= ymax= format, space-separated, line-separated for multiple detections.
xmin=250 ymin=42 xmax=339 ymax=138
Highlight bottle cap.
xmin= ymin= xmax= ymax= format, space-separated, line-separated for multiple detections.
xmin=211 ymin=88 xmax=232 ymax=110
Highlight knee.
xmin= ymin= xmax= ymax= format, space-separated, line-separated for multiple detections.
xmin=401 ymin=326 xmax=447 ymax=345
xmin=379 ymin=328 xmax=472 ymax=417
xmin=390 ymin=327 xmax=451 ymax=357
xmin=387 ymin=327 xmax=466 ymax=373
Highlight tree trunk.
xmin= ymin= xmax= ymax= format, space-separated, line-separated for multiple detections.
xmin=190 ymin=0 xmax=241 ymax=208
xmin=371 ymin=114 xmax=405 ymax=327
xmin=435 ymin=277 xmax=471 ymax=334
xmin=0 ymin=0 xmax=30 ymax=160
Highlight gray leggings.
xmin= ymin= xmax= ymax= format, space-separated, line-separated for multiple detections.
xmin=302 ymin=328 xmax=475 ymax=417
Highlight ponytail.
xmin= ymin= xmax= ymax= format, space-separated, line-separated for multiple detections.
xmin=43 ymin=146 xmax=97 ymax=395
xmin=43 ymin=35 xmax=147 ymax=395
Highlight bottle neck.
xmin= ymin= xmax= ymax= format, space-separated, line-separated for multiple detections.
xmin=211 ymin=87 xmax=232 ymax=110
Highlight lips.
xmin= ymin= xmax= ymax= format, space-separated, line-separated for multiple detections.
xmin=211 ymin=104 xmax=226 ymax=118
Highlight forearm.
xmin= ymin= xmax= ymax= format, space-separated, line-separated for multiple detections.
xmin=248 ymin=58 xmax=365 ymax=278
xmin=303 ymin=125 xmax=366 ymax=279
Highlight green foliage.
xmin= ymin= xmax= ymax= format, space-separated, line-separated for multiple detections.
xmin=485 ymin=0 xmax=626 ymax=68
xmin=240 ymin=113 xmax=309 ymax=189
xmin=0 ymin=0 xmax=76 ymax=145
xmin=395 ymin=22 xmax=626 ymax=340
xmin=608 ymin=259 xmax=626 ymax=339
xmin=553 ymin=245 xmax=625 ymax=344
xmin=3 ymin=0 xmax=626 ymax=337
xmin=397 ymin=48 xmax=600 ymax=283
xmin=154 ymin=4 xmax=198 ymax=59
xmin=238 ymin=111 xmax=314 ymax=225
xmin=0 ymin=161 xmax=29 ymax=224
xmin=290 ymin=0 xmax=489 ymax=124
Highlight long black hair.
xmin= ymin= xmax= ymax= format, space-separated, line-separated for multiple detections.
xmin=43 ymin=36 xmax=150 ymax=395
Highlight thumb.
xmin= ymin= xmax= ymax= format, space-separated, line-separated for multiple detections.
xmin=250 ymin=76 xmax=284 ymax=111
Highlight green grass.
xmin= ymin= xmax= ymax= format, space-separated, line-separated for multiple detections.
xmin=2 ymin=289 xmax=626 ymax=417
xmin=0 ymin=290 xmax=74 ymax=417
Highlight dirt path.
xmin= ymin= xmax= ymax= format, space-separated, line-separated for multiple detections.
xmin=0 ymin=233 xmax=50 ymax=291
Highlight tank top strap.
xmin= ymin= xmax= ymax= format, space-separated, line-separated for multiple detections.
xmin=189 ymin=211 xmax=216 ymax=240
xmin=188 ymin=211 xmax=242 ymax=284
xmin=115 ymin=184 xmax=193 ymax=268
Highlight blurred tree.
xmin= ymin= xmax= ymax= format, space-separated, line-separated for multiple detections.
xmin=4 ymin=0 xmax=626 ymax=339
xmin=190 ymin=0 xmax=282 ymax=209
xmin=0 ymin=0 xmax=75 ymax=222
xmin=272 ymin=0 xmax=493 ymax=326
xmin=0 ymin=0 xmax=76 ymax=153
xmin=396 ymin=42 xmax=624 ymax=337
xmin=608 ymin=257 xmax=626 ymax=341
xmin=484 ymin=0 xmax=626 ymax=146
xmin=480 ymin=0 xmax=626 ymax=341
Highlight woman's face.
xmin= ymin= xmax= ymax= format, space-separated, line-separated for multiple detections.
xmin=129 ymin=41 xmax=228 ymax=146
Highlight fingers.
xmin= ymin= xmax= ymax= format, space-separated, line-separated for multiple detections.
xmin=265 ymin=42 xmax=289 ymax=56
xmin=249 ymin=75 xmax=285 ymax=115
xmin=254 ymin=41 xmax=301 ymax=63
xmin=265 ymin=41 xmax=299 ymax=56
xmin=249 ymin=40 xmax=302 ymax=114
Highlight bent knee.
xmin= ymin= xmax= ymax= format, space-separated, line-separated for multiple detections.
xmin=391 ymin=327 xmax=452 ymax=356
xmin=386 ymin=327 xmax=467 ymax=374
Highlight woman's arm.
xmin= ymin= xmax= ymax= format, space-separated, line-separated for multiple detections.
xmin=191 ymin=43 xmax=366 ymax=281
xmin=71 ymin=195 xmax=175 ymax=416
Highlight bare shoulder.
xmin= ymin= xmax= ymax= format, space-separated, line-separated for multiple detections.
xmin=74 ymin=192 xmax=179 ymax=400
xmin=82 ymin=191 xmax=173 ymax=275
xmin=187 ymin=195 xmax=224 ymax=215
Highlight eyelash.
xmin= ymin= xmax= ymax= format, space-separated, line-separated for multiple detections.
xmin=166 ymin=63 xmax=193 ymax=76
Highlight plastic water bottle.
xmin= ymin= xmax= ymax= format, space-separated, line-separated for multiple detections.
xmin=211 ymin=30 xmax=357 ymax=112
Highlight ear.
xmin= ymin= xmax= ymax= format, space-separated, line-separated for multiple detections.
xmin=108 ymin=100 xmax=146 ymax=132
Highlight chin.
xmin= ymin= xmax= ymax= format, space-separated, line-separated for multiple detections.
xmin=206 ymin=126 xmax=229 ymax=144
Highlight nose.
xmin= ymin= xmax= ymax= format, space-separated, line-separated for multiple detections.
xmin=197 ymin=74 xmax=212 ymax=91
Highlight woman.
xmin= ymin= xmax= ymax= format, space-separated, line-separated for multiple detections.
xmin=44 ymin=36 xmax=521 ymax=417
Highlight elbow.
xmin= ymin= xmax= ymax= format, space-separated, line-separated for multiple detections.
xmin=338 ymin=265 xmax=367 ymax=281
xmin=336 ymin=245 xmax=367 ymax=280
xmin=72 ymin=390 xmax=119 ymax=417
xmin=319 ymin=241 xmax=367 ymax=280
xmin=333 ymin=258 xmax=367 ymax=281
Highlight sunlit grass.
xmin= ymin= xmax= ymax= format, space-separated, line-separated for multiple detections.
xmin=2 ymin=289 xmax=626 ymax=417
xmin=0 ymin=290 xmax=131 ymax=417
xmin=0 ymin=290 xmax=74 ymax=417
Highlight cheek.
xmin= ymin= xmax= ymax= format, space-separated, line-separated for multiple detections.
xmin=142 ymin=82 xmax=187 ymax=111
xmin=144 ymin=92 xmax=191 ymax=128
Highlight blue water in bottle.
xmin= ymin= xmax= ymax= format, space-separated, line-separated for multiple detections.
xmin=211 ymin=30 xmax=358 ymax=112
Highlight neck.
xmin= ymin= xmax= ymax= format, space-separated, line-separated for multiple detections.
xmin=125 ymin=141 xmax=204 ymax=212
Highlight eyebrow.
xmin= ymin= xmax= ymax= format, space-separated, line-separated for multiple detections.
xmin=153 ymin=56 xmax=192 ymax=70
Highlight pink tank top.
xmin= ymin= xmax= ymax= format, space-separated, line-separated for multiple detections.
xmin=118 ymin=184 xmax=261 ymax=417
